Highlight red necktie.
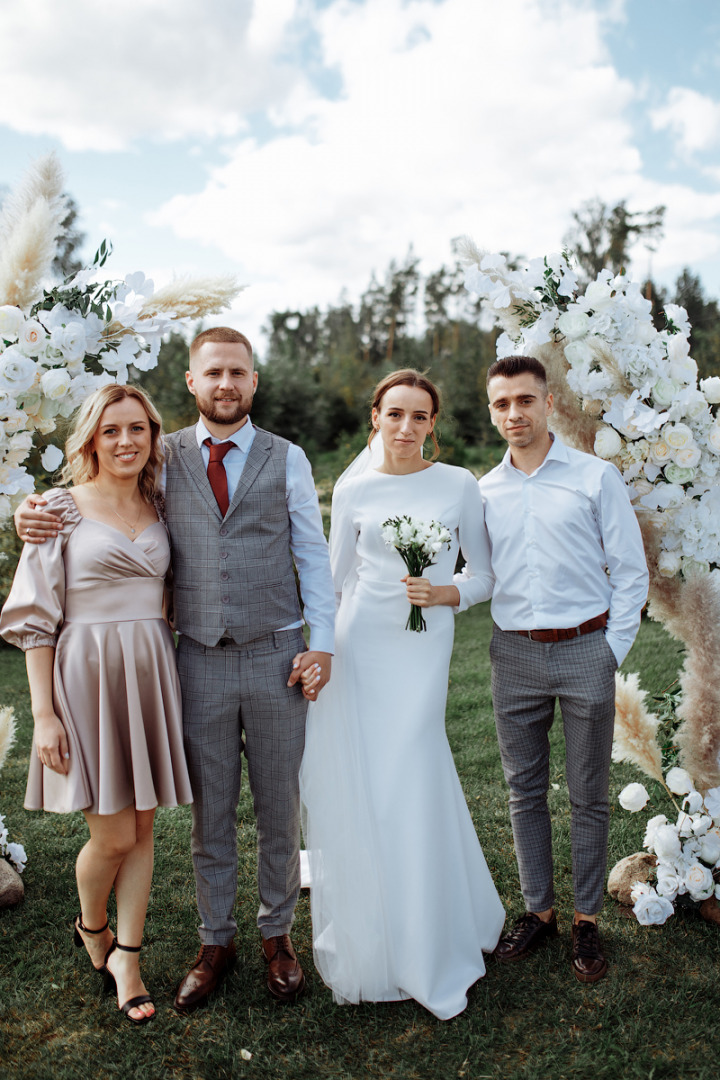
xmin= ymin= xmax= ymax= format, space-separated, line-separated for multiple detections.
xmin=204 ymin=438 xmax=233 ymax=516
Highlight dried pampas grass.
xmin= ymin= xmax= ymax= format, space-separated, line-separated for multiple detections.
xmin=139 ymin=275 xmax=245 ymax=320
xmin=0 ymin=706 xmax=17 ymax=772
xmin=452 ymin=235 xmax=485 ymax=267
xmin=612 ymin=672 xmax=663 ymax=783
xmin=0 ymin=153 xmax=67 ymax=310
xmin=674 ymin=576 xmax=720 ymax=792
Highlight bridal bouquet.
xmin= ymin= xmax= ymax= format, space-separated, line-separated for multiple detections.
xmin=0 ymin=706 xmax=25 ymax=874
xmin=381 ymin=516 xmax=452 ymax=632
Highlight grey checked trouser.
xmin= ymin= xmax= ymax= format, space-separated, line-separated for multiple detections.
xmin=489 ymin=625 xmax=617 ymax=915
xmin=177 ymin=628 xmax=308 ymax=945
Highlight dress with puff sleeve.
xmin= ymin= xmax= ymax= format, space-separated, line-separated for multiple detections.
xmin=0 ymin=488 xmax=192 ymax=815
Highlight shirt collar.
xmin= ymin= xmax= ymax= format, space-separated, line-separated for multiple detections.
xmin=500 ymin=432 xmax=568 ymax=475
xmin=195 ymin=416 xmax=254 ymax=451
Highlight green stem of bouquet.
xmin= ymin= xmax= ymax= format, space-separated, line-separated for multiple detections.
xmin=400 ymin=551 xmax=434 ymax=633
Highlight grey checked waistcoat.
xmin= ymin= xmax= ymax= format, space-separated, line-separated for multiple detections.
xmin=164 ymin=425 xmax=302 ymax=647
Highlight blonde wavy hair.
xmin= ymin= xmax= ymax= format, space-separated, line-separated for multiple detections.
xmin=61 ymin=384 xmax=164 ymax=502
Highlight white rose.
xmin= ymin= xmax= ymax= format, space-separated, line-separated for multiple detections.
xmin=557 ymin=308 xmax=591 ymax=341
xmin=563 ymin=339 xmax=594 ymax=366
xmin=671 ymin=445 xmax=701 ymax=469
xmin=663 ymin=423 xmax=694 ymax=451
xmin=708 ymin=425 xmax=720 ymax=454
xmin=656 ymin=865 xmax=681 ymax=900
xmin=619 ymin=782 xmax=649 ymax=812
xmin=684 ymin=791 xmax=705 ymax=814
xmin=40 ymin=368 xmax=72 ymax=400
xmin=698 ymin=830 xmax=720 ymax=866
xmin=666 ymin=766 xmax=694 ymax=794
xmin=0 ymin=349 xmax=38 ymax=394
xmin=0 ymin=408 xmax=28 ymax=434
xmin=691 ymin=814 xmax=713 ymax=836
xmin=5 ymin=841 xmax=27 ymax=874
xmin=594 ymin=426 xmax=623 ymax=459
xmin=664 ymin=464 xmax=695 ymax=485
xmin=0 ymin=305 xmax=24 ymax=340
xmin=669 ymin=352 xmax=698 ymax=386
xmin=676 ymin=811 xmax=694 ymax=837
xmin=583 ymin=279 xmax=615 ymax=311
xmin=684 ymin=862 xmax=715 ymax=900
xmin=632 ymin=888 xmax=674 ymax=925
xmin=50 ymin=321 xmax=87 ymax=363
xmin=40 ymin=445 xmax=64 ymax=472
xmin=700 ymin=376 xmax=720 ymax=404
xmin=658 ymin=550 xmax=682 ymax=577
xmin=649 ymin=439 xmax=671 ymax=464
xmin=652 ymin=824 xmax=683 ymax=860
xmin=18 ymin=319 xmax=47 ymax=356
xmin=653 ymin=378 xmax=681 ymax=407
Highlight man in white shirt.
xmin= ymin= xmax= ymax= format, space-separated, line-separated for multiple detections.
xmin=478 ymin=355 xmax=648 ymax=982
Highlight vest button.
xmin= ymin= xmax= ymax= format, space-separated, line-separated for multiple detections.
xmin=220 ymin=551 xmax=228 ymax=559
xmin=222 ymin=596 xmax=230 ymax=604
xmin=221 ymin=572 xmax=229 ymax=581
xmin=219 ymin=527 xmax=228 ymax=536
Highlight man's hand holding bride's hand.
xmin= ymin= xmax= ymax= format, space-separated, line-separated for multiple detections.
xmin=403 ymin=576 xmax=460 ymax=609
xmin=288 ymin=650 xmax=333 ymax=701
xmin=15 ymin=494 xmax=62 ymax=544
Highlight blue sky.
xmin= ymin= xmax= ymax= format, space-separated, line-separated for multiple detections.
xmin=1 ymin=0 xmax=719 ymax=352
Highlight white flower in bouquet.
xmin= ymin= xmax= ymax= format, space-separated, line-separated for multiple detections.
xmin=40 ymin=368 xmax=71 ymax=400
xmin=707 ymin=424 xmax=720 ymax=454
xmin=632 ymin=884 xmax=675 ymax=925
xmin=643 ymin=814 xmax=669 ymax=848
xmin=703 ymin=787 xmax=720 ymax=822
xmin=381 ymin=515 xmax=452 ymax=632
xmin=4 ymin=841 xmax=26 ymax=874
xmin=664 ymin=464 xmax=696 ymax=486
xmin=0 ymin=306 xmax=24 ymax=339
xmin=684 ymin=862 xmax=715 ymax=901
xmin=700 ymin=376 xmax=720 ymax=405
xmin=657 ymin=550 xmax=683 ymax=577
xmin=618 ymin=782 xmax=649 ymax=812
xmin=40 ymin=445 xmax=63 ymax=471
xmin=557 ymin=308 xmax=591 ymax=340
xmin=656 ymin=864 xmax=682 ymax=900
xmin=18 ymin=318 xmax=47 ymax=356
xmin=594 ymin=426 xmax=623 ymax=460
xmin=698 ymin=829 xmax=720 ymax=866
xmin=652 ymin=823 xmax=683 ymax=860
xmin=676 ymin=810 xmax=695 ymax=838
xmin=652 ymin=378 xmax=681 ymax=407
xmin=665 ymin=766 xmax=695 ymax=794
xmin=683 ymin=790 xmax=705 ymax=814
xmin=0 ymin=349 xmax=38 ymax=394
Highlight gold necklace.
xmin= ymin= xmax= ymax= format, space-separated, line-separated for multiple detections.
xmin=91 ymin=481 xmax=143 ymax=534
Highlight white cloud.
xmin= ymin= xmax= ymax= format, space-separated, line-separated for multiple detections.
xmin=650 ymin=87 xmax=720 ymax=155
xmin=0 ymin=0 xmax=304 ymax=151
xmin=151 ymin=0 xmax=647 ymax=321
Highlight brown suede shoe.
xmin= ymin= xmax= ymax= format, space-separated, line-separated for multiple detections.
xmin=494 ymin=912 xmax=559 ymax=961
xmin=262 ymin=934 xmax=305 ymax=1001
xmin=173 ymin=942 xmax=236 ymax=1013
xmin=571 ymin=920 xmax=608 ymax=983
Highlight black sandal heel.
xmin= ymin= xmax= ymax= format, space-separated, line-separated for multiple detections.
xmin=73 ymin=913 xmax=111 ymax=974
xmin=103 ymin=941 xmax=155 ymax=1025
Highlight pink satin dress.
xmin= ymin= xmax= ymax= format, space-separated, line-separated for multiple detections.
xmin=0 ymin=488 xmax=192 ymax=815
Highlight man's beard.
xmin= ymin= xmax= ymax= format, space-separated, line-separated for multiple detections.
xmin=195 ymin=392 xmax=252 ymax=427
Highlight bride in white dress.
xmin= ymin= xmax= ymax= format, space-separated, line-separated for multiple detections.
xmin=299 ymin=369 xmax=504 ymax=1020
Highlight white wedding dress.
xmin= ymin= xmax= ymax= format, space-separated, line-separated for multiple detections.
xmin=300 ymin=462 xmax=505 ymax=1020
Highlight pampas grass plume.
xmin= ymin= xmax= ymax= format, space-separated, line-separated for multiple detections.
xmin=612 ymin=671 xmax=663 ymax=783
xmin=140 ymin=275 xmax=246 ymax=320
xmin=0 ymin=153 xmax=67 ymax=310
xmin=452 ymin=235 xmax=485 ymax=267
xmin=0 ymin=706 xmax=17 ymax=772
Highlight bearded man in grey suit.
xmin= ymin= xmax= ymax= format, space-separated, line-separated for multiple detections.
xmin=15 ymin=326 xmax=335 ymax=1011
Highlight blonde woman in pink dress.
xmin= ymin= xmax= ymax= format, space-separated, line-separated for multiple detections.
xmin=0 ymin=384 xmax=192 ymax=1025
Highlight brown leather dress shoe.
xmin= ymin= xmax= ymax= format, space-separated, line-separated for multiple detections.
xmin=174 ymin=941 xmax=236 ymax=1013
xmin=262 ymin=934 xmax=305 ymax=1001
xmin=571 ymin=920 xmax=607 ymax=983
xmin=494 ymin=912 xmax=559 ymax=961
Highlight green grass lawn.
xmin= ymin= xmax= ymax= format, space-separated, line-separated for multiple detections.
xmin=1 ymin=607 xmax=717 ymax=1080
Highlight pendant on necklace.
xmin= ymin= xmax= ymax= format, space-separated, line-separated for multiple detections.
xmin=129 ymin=527 xmax=136 ymax=534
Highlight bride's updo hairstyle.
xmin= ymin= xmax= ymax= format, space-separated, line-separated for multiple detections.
xmin=62 ymin=384 xmax=164 ymax=501
xmin=370 ymin=369 xmax=442 ymax=461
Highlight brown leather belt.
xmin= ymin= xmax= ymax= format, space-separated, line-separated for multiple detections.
xmin=513 ymin=611 xmax=609 ymax=643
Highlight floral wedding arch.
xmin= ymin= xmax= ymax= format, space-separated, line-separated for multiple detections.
xmin=0 ymin=154 xmax=244 ymax=524
xmin=460 ymin=240 xmax=720 ymax=793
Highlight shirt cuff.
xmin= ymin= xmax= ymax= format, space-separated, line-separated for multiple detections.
xmin=307 ymin=629 xmax=335 ymax=655
xmin=604 ymin=630 xmax=627 ymax=667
